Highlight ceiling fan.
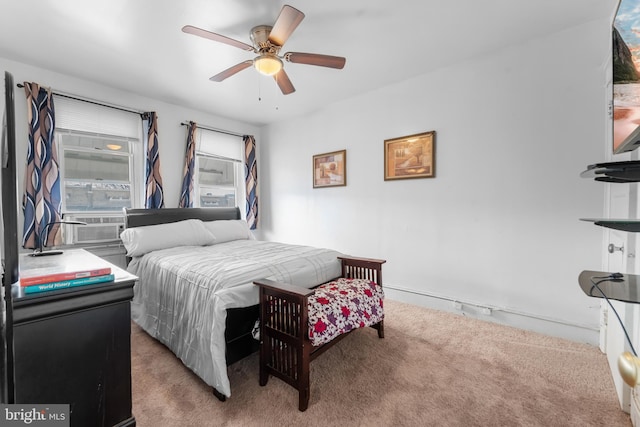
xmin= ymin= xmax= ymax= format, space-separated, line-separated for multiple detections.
xmin=182 ymin=5 xmax=346 ymax=95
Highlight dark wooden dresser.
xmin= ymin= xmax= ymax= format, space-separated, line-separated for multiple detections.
xmin=12 ymin=250 xmax=136 ymax=427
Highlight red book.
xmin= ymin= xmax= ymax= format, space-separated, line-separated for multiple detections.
xmin=20 ymin=267 xmax=112 ymax=287
xmin=19 ymin=249 xmax=113 ymax=287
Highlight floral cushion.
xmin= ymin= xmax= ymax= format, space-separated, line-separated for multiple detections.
xmin=307 ymin=278 xmax=384 ymax=347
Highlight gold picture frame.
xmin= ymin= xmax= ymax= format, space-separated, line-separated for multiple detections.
xmin=384 ymin=131 xmax=435 ymax=180
xmin=313 ymin=149 xmax=346 ymax=188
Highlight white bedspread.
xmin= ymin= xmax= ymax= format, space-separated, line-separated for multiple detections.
xmin=128 ymin=239 xmax=342 ymax=397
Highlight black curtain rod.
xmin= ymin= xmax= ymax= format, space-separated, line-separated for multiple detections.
xmin=16 ymin=83 xmax=145 ymax=116
xmin=180 ymin=121 xmax=244 ymax=138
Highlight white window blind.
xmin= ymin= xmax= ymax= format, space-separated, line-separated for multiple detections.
xmin=54 ymin=96 xmax=141 ymax=138
xmin=197 ymin=129 xmax=243 ymax=161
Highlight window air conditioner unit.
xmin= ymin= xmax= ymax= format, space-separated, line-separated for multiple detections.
xmin=62 ymin=214 xmax=125 ymax=244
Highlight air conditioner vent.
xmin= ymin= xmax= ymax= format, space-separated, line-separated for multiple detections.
xmin=75 ymin=225 xmax=121 ymax=243
xmin=62 ymin=214 xmax=124 ymax=244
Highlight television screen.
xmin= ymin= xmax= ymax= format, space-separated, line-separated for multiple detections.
xmin=613 ymin=0 xmax=640 ymax=153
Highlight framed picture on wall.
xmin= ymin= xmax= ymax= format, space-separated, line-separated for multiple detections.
xmin=313 ymin=149 xmax=346 ymax=188
xmin=384 ymin=131 xmax=435 ymax=180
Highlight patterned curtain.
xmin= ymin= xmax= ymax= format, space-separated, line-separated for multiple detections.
xmin=179 ymin=121 xmax=197 ymax=208
xmin=22 ymin=82 xmax=61 ymax=250
xmin=143 ymin=112 xmax=164 ymax=208
xmin=244 ymin=135 xmax=258 ymax=229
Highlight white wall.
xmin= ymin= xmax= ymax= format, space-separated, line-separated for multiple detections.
xmin=0 ymin=17 xmax=613 ymax=344
xmin=0 ymin=57 xmax=261 ymax=210
xmin=259 ymin=18 xmax=612 ymax=344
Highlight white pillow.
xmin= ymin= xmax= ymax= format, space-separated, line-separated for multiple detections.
xmin=202 ymin=219 xmax=253 ymax=244
xmin=120 ymin=219 xmax=216 ymax=257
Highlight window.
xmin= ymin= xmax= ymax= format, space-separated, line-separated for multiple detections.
xmin=53 ymin=96 xmax=143 ymax=244
xmin=194 ymin=129 xmax=245 ymax=210
xmin=197 ymin=156 xmax=237 ymax=207
xmin=59 ymin=132 xmax=135 ymax=212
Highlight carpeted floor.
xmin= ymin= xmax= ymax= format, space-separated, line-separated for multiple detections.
xmin=131 ymin=300 xmax=631 ymax=426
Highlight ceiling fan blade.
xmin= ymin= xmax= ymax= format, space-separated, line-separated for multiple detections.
xmin=268 ymin=5 xmax=305 ymax=47
xmin=273 ymin=69 xmax=295 ymax=95
xmin=285 ymin=52 xmax=346 ymax=69
xmin=210 ymin=61 xmax=253 ymax=82
xmin=182 ymin=25 xmax=254 ymax=51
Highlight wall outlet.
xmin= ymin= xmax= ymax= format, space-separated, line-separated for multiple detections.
xmin=452 ymin=301 xmax=463 ymax=310
xmin=480 ymin=307 xmax=492 ymax=316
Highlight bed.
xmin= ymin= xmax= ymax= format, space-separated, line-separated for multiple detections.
xmin=122 ymin=207 xmax=344 ymax=399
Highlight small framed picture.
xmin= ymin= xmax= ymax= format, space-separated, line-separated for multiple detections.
xmin=313 ymin=149 xmax=346 ymax=188
xmin=384 ymin=131 xmax=435 ymax=180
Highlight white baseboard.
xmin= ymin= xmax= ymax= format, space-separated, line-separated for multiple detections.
xmin=385 ymin=285 xmax=599 ymax=345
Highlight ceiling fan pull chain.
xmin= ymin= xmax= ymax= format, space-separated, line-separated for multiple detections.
xmin=258 ymin=77 xmax=262 ymax=102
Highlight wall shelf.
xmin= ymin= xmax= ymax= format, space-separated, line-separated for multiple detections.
xmin=580 ymin=218 xmax=640 ymax=232
xmin=579 ymin=270 xmax=640 ymax=304
xmin=579 ymin=162 xmax=640 ymax=305
xmin=580 ymin=160 xmax=640 ymax=183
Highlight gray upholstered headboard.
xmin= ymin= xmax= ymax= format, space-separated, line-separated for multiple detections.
xmin=123 ymin=207 xmax=241 ymax=229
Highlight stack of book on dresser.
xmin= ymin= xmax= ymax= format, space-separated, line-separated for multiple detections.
xmin=19 ymin=249 xmax=115 ymax=295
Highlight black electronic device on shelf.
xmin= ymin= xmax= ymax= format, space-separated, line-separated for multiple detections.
xmin=580 ymin=160 xmax=640 ymax=232
xmin=580 ymin=160 xmax=640 ymax=183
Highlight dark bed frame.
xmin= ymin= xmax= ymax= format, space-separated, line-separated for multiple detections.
xmin=123 ymin=207 xmax=261 ymax=396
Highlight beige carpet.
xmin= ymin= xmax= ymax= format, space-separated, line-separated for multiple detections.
xmin=131 ymin=300 xmax=631 ymax=426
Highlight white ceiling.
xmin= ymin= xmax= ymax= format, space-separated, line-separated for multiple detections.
xmin=0 ymin=0 xmax=616 ymax=126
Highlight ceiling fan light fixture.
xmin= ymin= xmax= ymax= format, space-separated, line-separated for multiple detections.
xmin=254 ymin=55 xmax=282 ymax=76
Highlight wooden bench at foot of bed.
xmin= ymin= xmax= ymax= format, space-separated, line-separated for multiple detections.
xmin=254 ymin=256 xmax=386 ymax=411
